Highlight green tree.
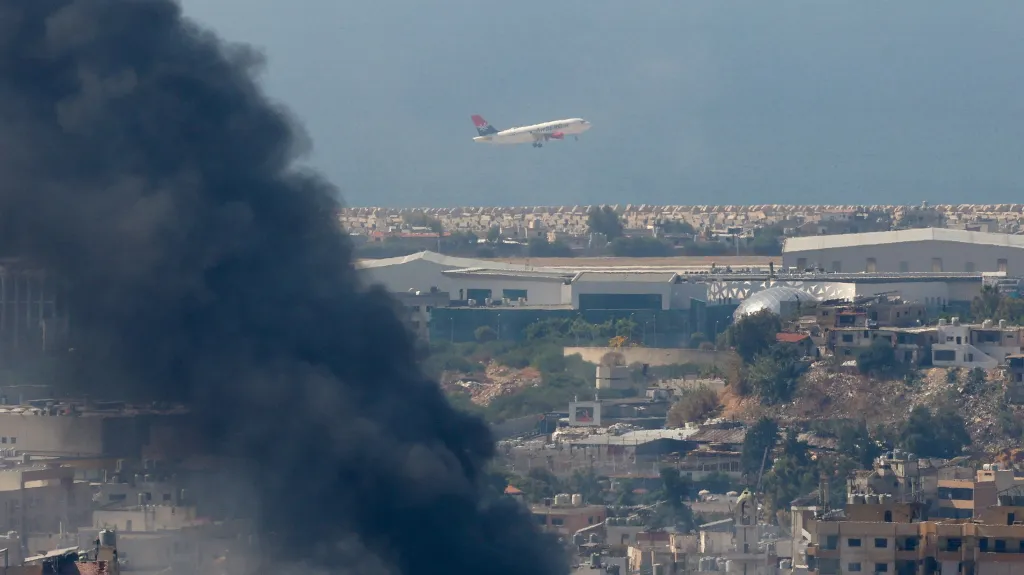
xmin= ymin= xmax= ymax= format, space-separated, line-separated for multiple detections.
xmin=749 ymin=227 xmax=784 ymax=256
xmin=587 ymin=206 xmax=624 ymax=240
xmin=724 ymin=310 xmax=782 ymax=363
xmin=896 ymin=405 xmax=971 ymax=459
xmin=741 ymin=417 xmax=779 ymax=478
xmin=837 ymin=420 xmax=880 ymax=469
xmin=688 ymin=332 xmax=707 ymax=349
xmin=658 ymin=467 xmax=696 ymax=530
xmin=486 ymin=225 xmax=501 ymax=244
xmin=762 ymin=430 xmax=817 ymax=513
xmin=401 ymin=212 xmax=444 ymax=234
xmin=746 ymin=344 xmax=801 ymax=405
xmin=567 ymin=469 xmax=605 ymax=505
xmin=856 ymin=337 xmax=899 ymax=377
xmin=474 ymin=325 xmax=498 ymax=342
xmin=966 ymin=367 xmax=986 ymax=387
xmin=971 ymin=285 xmax=1002 ymax=321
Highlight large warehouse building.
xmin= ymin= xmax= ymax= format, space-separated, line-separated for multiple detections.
xmin=782 ymin=228 xmax=1024 ymax=274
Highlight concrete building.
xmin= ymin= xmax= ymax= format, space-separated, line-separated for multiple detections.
xmin=805 ymin=499 xmax=1024 ymax=575
xmin=0 ymin=405 xmax=193 ymax=458
xmin=931 ymin=318 xmax=1024 ymax=369
xmin=93 ymin=505 xmax=200 ymax=532
xmin=1005 ymin=355 xmax=1024 ymax=403
xmin=783 ymin=228 xmax=1024 ymax=274
xmin=392 ymin=287 xmax=449 ymax=341
xmin=531 ymin=497 xmax=606 ymax=537
xmin=0 ymin=466 xmax=92 ymax=535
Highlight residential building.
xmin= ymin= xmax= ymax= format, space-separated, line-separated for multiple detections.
xmin=827 ymin=326 xmax=934 ymax=364
xmin=806 ymin=499 xmax=1024 ymax=575
xmin=931 ymin=318 xmax=1024 ymax=368
xmin=776 ymin=332 xmax=815 ymax=357
xmin=531 ymin=499 xmax=606 ymax=537
xmin=1005 ymin=354 xmax=1024 ymax=403
xmin=0 ymin=466 xmax=92 ymax=535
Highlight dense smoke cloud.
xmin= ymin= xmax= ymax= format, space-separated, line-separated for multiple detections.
xmin=0 ymin=1 xmax=565 ymax=573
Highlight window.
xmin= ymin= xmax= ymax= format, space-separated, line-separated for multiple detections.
xmin=534 ymin=514 xmax=546 ymax=525
xmin=1 ymin=437 xmax=6 ymax=444
xmin=884 ymin=510 xmax=893 ymax=522
xmin=848 ymin=538 xmax=862 ymax=547
xmin=551 ymin=518 xmax=564 ymax=526
xmin=108 ymin=494 xmax=127 ymax=502
xmin=874 ymin=538 xmax=888 ymax=548
xmin=466 ymin=289 xmax=492 ymax=302
xmin=934 ymin=349 xmax=956 ymax=362
xmin=944 ymin=538 xmax=962 ymax=552
xmin=9 ymin=438 xmax=14 ymax=445
xmin=875 ymin=563 xmax=889 ymax=573
xmin=994 ymin=539 xmax=1006 ymax=552
xmin=999 ymin=258 xmax=1008 ymax=273
xmin=842 ymin=334 xmax=854 ymax=343
xmin=847 ymin=562 xmax=861 ymax=572
xmin=824 ymin=535 xmax=839 ymax=550
xmin=502 ymin=289 xmax=528 ymax=301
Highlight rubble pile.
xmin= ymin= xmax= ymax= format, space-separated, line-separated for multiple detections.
xmin=440 ymin=362 xmax=542 ymax=406
xmin=733 ymin=363 xmax=1022 ymax=452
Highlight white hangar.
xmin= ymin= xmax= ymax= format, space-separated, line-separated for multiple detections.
xmin=356 ymin=252 xmax=710 ymax=310
xmin=783 ymin=228 xmax=1024 ymax=274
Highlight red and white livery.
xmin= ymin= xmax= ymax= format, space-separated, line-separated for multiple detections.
xmin=471 ymin=114 xmax=591 ymax=148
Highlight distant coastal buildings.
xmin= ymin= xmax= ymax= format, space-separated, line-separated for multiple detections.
xmin=340 ymin=203 xmax=1024 ymax=240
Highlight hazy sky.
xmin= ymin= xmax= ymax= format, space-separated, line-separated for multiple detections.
xmin=179 ymin=1 xmax=1024 ymax=208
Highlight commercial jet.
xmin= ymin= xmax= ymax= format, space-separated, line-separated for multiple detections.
xmin=471 ymin=114 xmax=591 ymax=147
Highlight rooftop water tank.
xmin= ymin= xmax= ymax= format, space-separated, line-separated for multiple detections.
xmin=571 ymin=493 xmax=583 ymax=506
xmin=99 ymin=529 xmax=116 ymax=548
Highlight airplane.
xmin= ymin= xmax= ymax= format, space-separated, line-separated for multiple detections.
xmin=471 ymin=114 xmax=591 ymax=148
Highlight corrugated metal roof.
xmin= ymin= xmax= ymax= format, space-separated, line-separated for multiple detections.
xmin=356 ymin=251 xmax=533 ymax=271
xmin=442 ymin=268 xmax=573 ymax=281
xmin=572 ymin=272 xmax=678 ymax=283
xmin=569 ymin=428 xmax=699 ymax=446
xmin=783 ymin=228 xmax=1024 ymax=253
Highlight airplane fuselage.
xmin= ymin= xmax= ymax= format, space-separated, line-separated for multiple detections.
xmin=473 ymin=118 xmax=591 ymax=145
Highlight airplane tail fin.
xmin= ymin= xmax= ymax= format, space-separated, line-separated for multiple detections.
xmin=471 ymin=115 xmax=498 ymax=136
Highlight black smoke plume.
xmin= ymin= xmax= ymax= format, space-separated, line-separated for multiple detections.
xmin=0 ymin=1 xmax=565 ymax=573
